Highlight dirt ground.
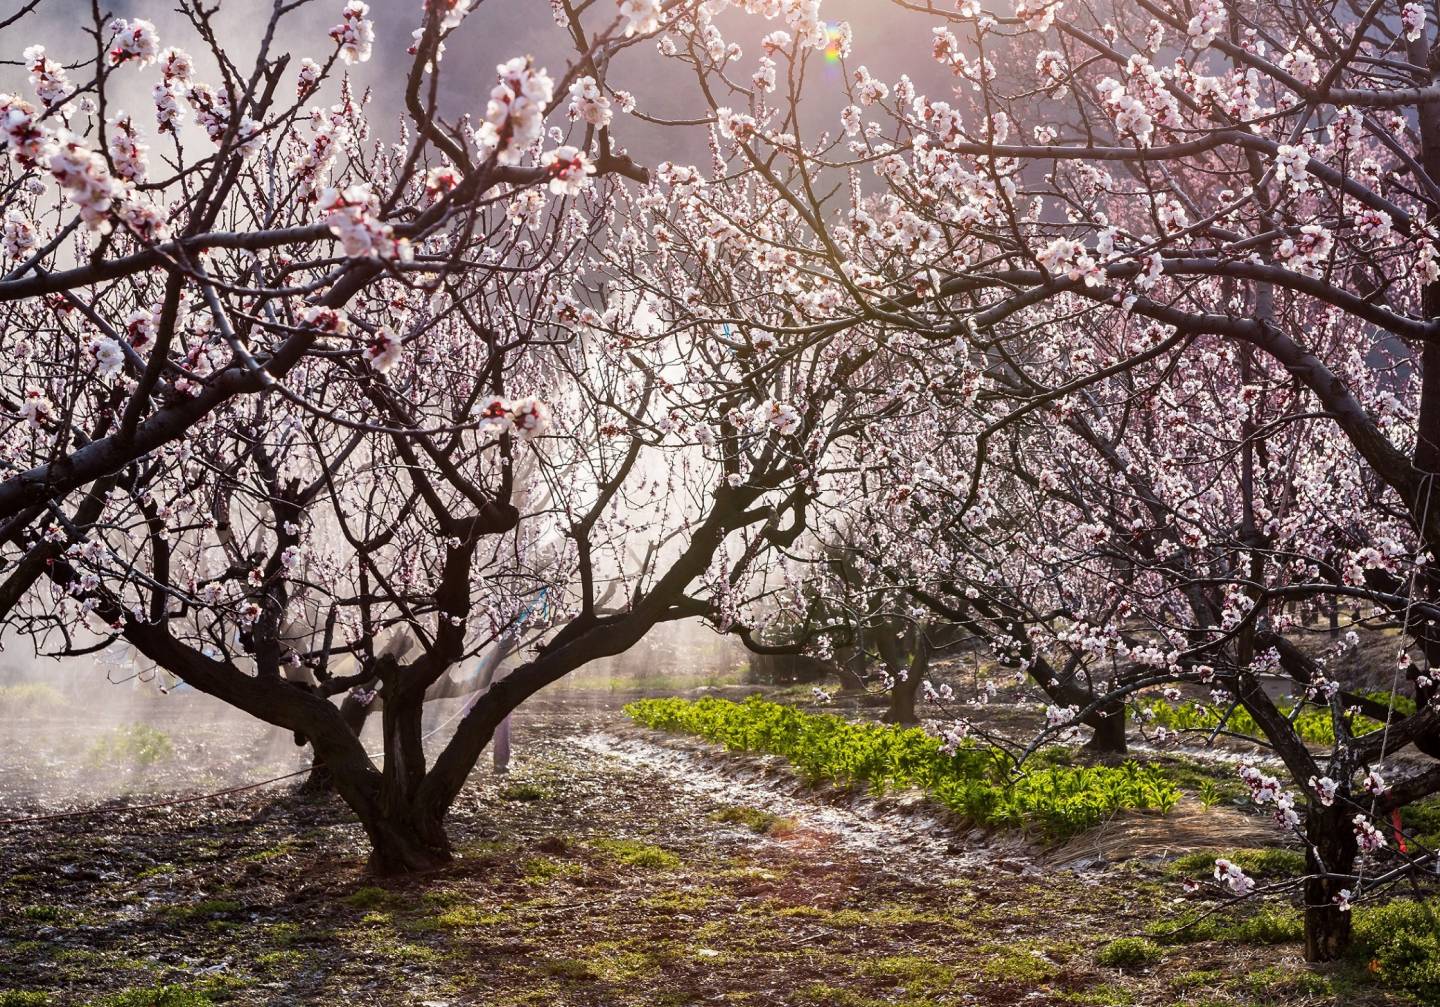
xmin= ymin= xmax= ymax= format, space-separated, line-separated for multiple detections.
xmin=0 ymin=683 xmax=1424 ymax=1007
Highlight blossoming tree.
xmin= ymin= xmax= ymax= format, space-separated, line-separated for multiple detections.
xmin=624 ymin=0 xmax=1440 ymax=960
xmin=1 ymin=0 xmax=949 ymax=874
xmin=0 ymin=0 xmax=668 ymax=871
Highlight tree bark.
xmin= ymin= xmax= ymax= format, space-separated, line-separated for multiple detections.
xmin=881 ymin=667 xmax=924 ymax=724
xmin=1081 ymin=705 xmax=1127 ymax=755
xmin=360 ymin=804 xmax=453 ymax=875
xmin=301 ymin=693 xmax=372 ymax=793
xmin=880 ymin=627 xmax=932 ymax=725
xmin=1303 ymin=800 xmax=1357 ymax=962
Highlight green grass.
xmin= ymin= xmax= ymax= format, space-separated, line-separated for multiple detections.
xmin=589 ymin=838 xmax=681 ymax=870
xmin=19 ymin=905 xmax=65 ymax=923
xmin=1353 ymin=897 xmax=1440 ymax=1000
xmin=1150 ymin=906 xmax=1303 ymax=946
xmin=1166 ymin=848 xmax=1306 ymax=880
xmin=627 ymin=696 xmax=1181 ymax=839
xmin=1400 ymin=796 xmax=1440 ymax=849
xmin=1139 ymin=690 xmax=1416 ymax=747
xmin=711 ymin=805 xmax=798 ymax=835
xmin=498 ymin=781 xmax=551 ymax=802
xmin=1096 ymin=937 xmax=1162 ymax=969
xmin=86 ymin=724 xmax=174 ymax=767
xmin=86 ymin=977 xmax=247 ymax=1007
xmin=342 ymin=886 xmax=393 ymax=909
xmin=522 ymin=856 xmax=583 ymax=884
xmin=979 ymin=943 xmax=1060 ymax=983
xmin=1152 ymin=895 xmax=1440 ymax=1000
xmin=98 ymin=989 xmax=214 ymax=1007
xmin=156 ymin=899 xmax=243 ymax=923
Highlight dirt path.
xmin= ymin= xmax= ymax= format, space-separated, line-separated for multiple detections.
xmin=0 ymin=697 xmax=1403 ymax=1006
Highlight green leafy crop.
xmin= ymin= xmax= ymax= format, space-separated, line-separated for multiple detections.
xmin=1138 ymin=690 xmax=1416 ymax=747
xmin=626 ymin=696 xmax=1180 ymax=839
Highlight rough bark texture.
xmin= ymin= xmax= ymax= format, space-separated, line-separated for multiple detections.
xmin=881 ymin=669 xmax=924 ymax=725
xmin=1303 ymin=801 xmax=1357 ymax=962
xmin=1080 ymin=707 xmax=1127 ymax=755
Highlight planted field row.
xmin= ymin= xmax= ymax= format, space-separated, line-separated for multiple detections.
xmin=626 ymin=696 xmax=1181 ymax=838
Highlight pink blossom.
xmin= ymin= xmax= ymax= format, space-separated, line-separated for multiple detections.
xmin=107 ymin=18 xmax=160 ymax=67
xmin=542 ymin=145 xmax=596 ymax=196
xmin=364 ymin=326 xmax=402 ymax=373
xmin=1213 ymin=858 xmax=1254 ymax=896
xmin=329 ymin=1 xmax=374 ymax=65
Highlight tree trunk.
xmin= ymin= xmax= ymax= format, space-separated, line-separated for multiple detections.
xmin=1081 ymin=705 xmax=1127 ymax=755
xmin=881 ymin=634 xmax=931 ymax=725
xmin=361 ymin=804 xmax=453 ymax=875
xmin=301 ymin=692 xmax=373 ymax=794
xmin=881 ymin=668 xmax=923 ymax=724
xmin=833 ymin=640 xmax=868 ymax=693
xmin=1303 ymin=800 xmax=1357 ymax=962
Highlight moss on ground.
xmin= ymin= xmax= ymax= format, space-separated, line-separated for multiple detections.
xmin=589 ymin=837 xmax=682 ymax=870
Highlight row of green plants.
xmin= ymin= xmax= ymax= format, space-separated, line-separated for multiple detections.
xmin=625 ymin=696 xmax=1181 ymax=839
xmin=1138 ymin=690 xmax=1417 ymax=747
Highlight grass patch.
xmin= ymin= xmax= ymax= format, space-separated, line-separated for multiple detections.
xmin=87 ymin=977 xmax=246 ymax=1007
xmin=980 ymin=943 xmax=1061 ymax=984
xmin=498 ymin=781 xmax=552 ymax=802
xmin=859 ymin=955 xmax=959 ymax=994
xmin=589 ymin=838 xmax=681 ymax=870
xmin=1167 ymin=969 xmax=1222 ymax=991
xmin=627 ymin=696 xmax=1180 ymax=838
xmin=0 ymin=994 xmax=52 ymax=1007
xmin=522 ymin=856 xmax=583 ymax=884
xmin=86 ymin=724 xmax=174 ymax=767
xmin=583 ymin=940 xmax=660 ymax=982
xmin=156 ymin=899 xmax=243 ymax=923
xmin=1151 ymin=893 xmax=1440 ymax=999
xmin=1353 ymin=896 xmax=1440 ymax=1001
xmin=19 ymin=905 xmax=65 ymax=923
xmin=1096 ymin=937 xmax=1162 ymax=969
xmin=254 ymin=950 xmax=305 ymax=969
xmin=642 ymin=885 xmax=725 ymax=912
xmin=1061 ymin=985 xmax=1137 ymax=1006
xmin=408 ymin=902 xmax=504 ymax=931
xmin=1166 ymin=848 xmax=1305 ymax=880
xmin=1138 ymin=689 xmax=1416 ymax=747
xmin=711 ymin=805 xmax=798 ymax=836
xmin=240 ymin=841 xmax=293 ymax=863
xmin=1150 ymin=905 xmax=1303 ymax=946
xmin=342 ymin=886 xmax=393 ymax=909
xmin=1401 ymin=796 xmax=1440 ymax=849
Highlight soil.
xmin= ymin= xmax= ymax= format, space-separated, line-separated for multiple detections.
xmin=0 ymin=682 xmax=1422 ymax=1007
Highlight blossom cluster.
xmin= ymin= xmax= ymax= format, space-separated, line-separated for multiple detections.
xmin=317 ymin=184 xmax=412 ymax=260
xmin=330 ymin=1 xmax=375 ymax=65
xmin=471 ymin=395 xmax=552 ymax=441
xmin=476 ymin=57 xmax=555 ymax=165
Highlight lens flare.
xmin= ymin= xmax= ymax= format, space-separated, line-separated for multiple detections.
xmin=823 ymin=23 xmax=844 ymax=63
